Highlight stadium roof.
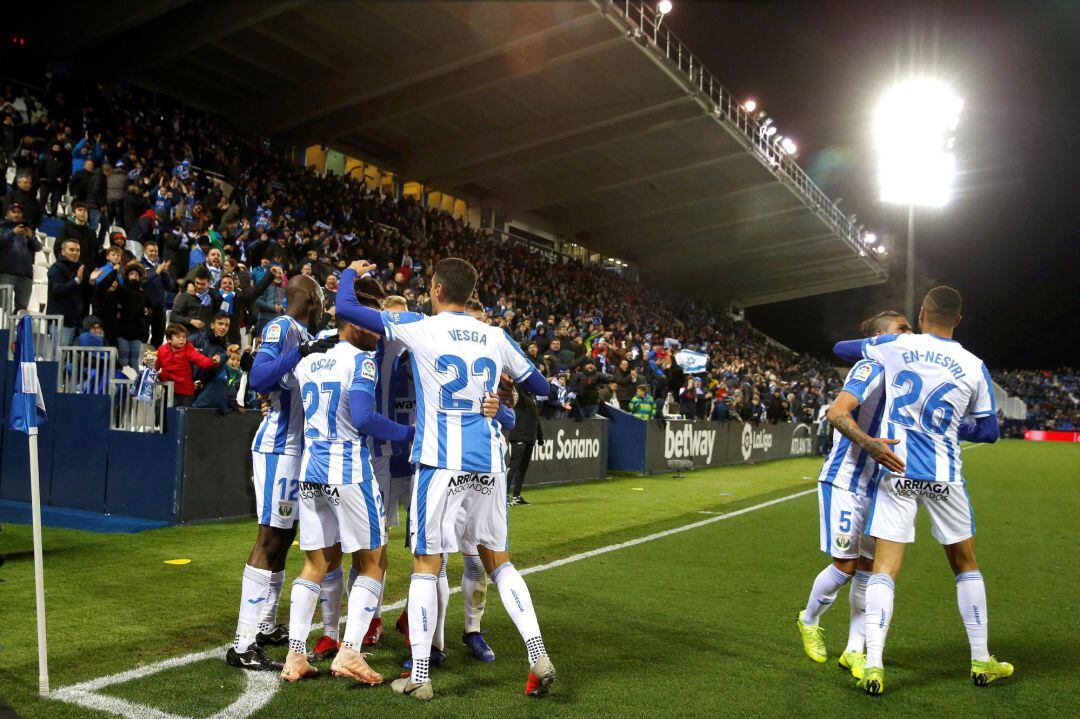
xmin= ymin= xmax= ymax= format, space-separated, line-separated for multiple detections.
xmin=52 ymin=0 xmax=887 ymax=307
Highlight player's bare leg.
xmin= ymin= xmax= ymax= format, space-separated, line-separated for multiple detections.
xmin=478 ymin=545 xmax=555 ymax=696
xmin=331 ymin=546 xmax=386 ymax=685
xmin=281 ymin=545 xmax=340 ymax=682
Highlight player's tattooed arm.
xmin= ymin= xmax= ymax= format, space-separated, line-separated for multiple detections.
xmin=827 ymin=391 xmax=905 ymax=474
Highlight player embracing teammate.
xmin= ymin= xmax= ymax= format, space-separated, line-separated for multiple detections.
xmin=335 ymin=258 xmax=556 ymax=701
xmin=809 ymin=287 xmax=1011 ymax=695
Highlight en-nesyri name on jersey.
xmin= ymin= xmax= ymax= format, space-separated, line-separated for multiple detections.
xmin=862 ymin=333 xmax=995 ymax=483
xmin=817 ymin=358 xmax=888 ymax=495
xmin=251 ymin=315 xmax=311 ymax=456
xmin=290 ymin=340 xmax=379 ymax=485
xmin=381 ymin=309 xmax=537 ymax=473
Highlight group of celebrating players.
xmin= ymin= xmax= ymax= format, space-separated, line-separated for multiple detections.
xmin=216 ymin=248 xmax=1012 ymax=700
xmin=223 ymin=256 xmax=554 ymax=701
xmin=795 ymin=286 xmax=1013 ymax=694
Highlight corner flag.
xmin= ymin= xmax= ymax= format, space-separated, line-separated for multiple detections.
xmin=10 ymin=315 xmax=47 ymax=433
xmin=9 ymin=314 xmax=51 ymax=695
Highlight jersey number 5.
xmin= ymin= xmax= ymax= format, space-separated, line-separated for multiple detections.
xmin=435 ymin=354 xmax=496 ymax=410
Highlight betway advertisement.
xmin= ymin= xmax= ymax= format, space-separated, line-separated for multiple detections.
xmin=641 ymin=420 xmax=816 ymax=473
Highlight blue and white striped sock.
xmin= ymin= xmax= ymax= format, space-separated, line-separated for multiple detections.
xmin=288 ymin=578 xmax=321 ymax=655
xmin=234 ymin=565 xmax=271 ymax=652
xmin=956 ymin=571 xmax=990 ymax=662
xmin=462 ymin=554 xmax=488 ymax=634
xmin=408 ymin=573 xmax=439 ymax=684
xmin=801 ymin=564 xmax=853 ymax=626
xmin=343 ymin=574 xmax=382 ymax=650
xmin=864 ymin=573 xmax=895 ymax=669
xmin=320 ymin=567 xmax=344 ymax=642
xmin=845 ymin=570 xmax=871 ymax=653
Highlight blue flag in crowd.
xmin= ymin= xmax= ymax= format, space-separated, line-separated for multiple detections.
xmin=133 ymin=366 xmax=158 ymax=404
xmin=675 ymin=349 xmax=709 ymax=375
xmin=9 ymin=315 xmax=47 ymax=434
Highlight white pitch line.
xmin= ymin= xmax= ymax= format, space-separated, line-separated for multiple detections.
xmin=51 ymin=444 xmax=999 ymax=718
xmin=50 ymin=484 xmax=819 ymax=718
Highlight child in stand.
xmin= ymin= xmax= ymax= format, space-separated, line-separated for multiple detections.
xmin=155 ymin=323 xmax=218 ymax=407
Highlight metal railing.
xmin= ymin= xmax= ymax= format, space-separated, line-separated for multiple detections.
xmin=110 ymin=378 xmax=174 ymax=433
xmin=14 ymin=312 xmax=64 ymax=361
xmin=609 ymin=0 xmax=886 ymax=276
xmin=58 ymin=346 xmax=118 ymax=394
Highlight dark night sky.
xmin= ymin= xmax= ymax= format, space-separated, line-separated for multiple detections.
xmin=663 ymin=0 xmax=1079 ymax=369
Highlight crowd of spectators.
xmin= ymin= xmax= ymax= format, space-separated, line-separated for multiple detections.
xmin=992 ymin=369 xmax=1078 ymax=430
xmin=3 ymin=74 xmax=846 ymax=421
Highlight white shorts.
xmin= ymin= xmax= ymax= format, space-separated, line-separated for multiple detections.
xmin=867 ymin=474 xmax=975 ymax=545
xmin=409 ymin=466 xmax=508 ymax=556
xmin=371 ymin=455 xmax=411 ymax=527
xmin=297 ymin=482 xmax=388 ymax=554
xmin=252 ymin=451 xmax=301 ymax=528
xmin=818 ymin=482 xmax=876 ymax=560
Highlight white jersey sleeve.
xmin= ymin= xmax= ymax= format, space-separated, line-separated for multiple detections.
xmin=968 ymin=363 xmax=997 ymax=417
xmin=251 ymin=315 xmax=310 ymax=456
xmin=381 ymin=309 xmax=426 ymax=348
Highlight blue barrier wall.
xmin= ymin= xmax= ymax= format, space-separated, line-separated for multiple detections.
xmin=606 ymin=408 xmax=647 ymax=472
xmin=49 ymin=393 xmax=110 ymax=512
xmin=104 ymin=409 xmax=183 ymax=522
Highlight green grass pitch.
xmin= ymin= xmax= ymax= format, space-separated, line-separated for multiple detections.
xmin=0 ymin=439 xmax=1076 ymax=717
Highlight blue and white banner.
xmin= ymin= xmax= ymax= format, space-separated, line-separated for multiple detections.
xmin=9 ymin=315 xmax=47 ymax=434
xmin=675 ymin=349 xmax=708 ymax=374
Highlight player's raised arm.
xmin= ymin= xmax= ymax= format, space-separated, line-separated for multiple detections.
xmin=336 ymin=261 xmax=387 ymax=335
xmin=249 ymin=323 xmax=337 ymax=394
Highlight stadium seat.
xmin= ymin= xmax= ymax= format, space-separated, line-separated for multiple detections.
xmin=32 ymin=265 xmax=48 ymax=283
xmin=29 ymin=282 xmax=48 ymax=313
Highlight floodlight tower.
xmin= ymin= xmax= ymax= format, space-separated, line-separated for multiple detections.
xmin=874 ymin=79 xmax=963 ymax=319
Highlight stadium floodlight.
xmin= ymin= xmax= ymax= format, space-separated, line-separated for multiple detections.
xmin=765 ymin=125 xmax=777 ymax=137
xmin=780 ymin=137 xmax=797 ymax=155
xmin=874 ymin=77 xmax=963 ymax=319
xmin=658 ymin=0 xmax=673 ymax=16
xmin=744 ymin=99 xmax=757 ymax=113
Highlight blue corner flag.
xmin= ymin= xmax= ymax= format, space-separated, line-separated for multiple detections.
xmin=10 ymin=315 xmax=47 ymax=434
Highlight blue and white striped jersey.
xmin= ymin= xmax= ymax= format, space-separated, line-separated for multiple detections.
xmin=292 ymin=341 xmax=378 ymax=485
xmin=862 ymin=333 xmax=995 ymax=483
xmin=817 ymin=359 xmax=887 ymax=496
xmin=251 ymin=315 xmax=311 ymax=456
xmin=381 ymin=310 xmax=536 ymax=473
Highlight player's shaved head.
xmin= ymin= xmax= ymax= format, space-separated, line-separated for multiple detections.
xmin=922 ymin=286 xmax=963 ymax=327
xmin=433 ymin=258 xmax=477 ymax=306
xmin=859 ymin=310 xmax=908 ymax=337
xmin=285 ymin=274 xmax=323 ymax=329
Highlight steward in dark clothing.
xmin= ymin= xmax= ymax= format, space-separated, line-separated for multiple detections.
xmin=507 ymin=385 xmax=543 ymax=504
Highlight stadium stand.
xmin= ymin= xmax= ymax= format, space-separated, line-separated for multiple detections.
xmin=1 ymin=73 xmax=845 ymax=426
xmin=993 ymin=368 xmax=1078 ymax=431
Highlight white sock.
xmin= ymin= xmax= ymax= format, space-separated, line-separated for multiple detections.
xmin=462 ymin=554 xmax=488 ymax=634
xmin=343 ymin=574 xmax=382 ymax=650
xmin=288 ymin=578 xmax=321 ymax=655
xmin=257 ymin=569 xmax=285 ymax=634
xmin=956 ymin=571 xmax=991 ymax=662
xmin=864 ymin=573 xmax=895 ymax=669
xmin=320 ymin=567 xmax=344 ymax=641
xmin=234 ymin=565 xmax=271 ymax=651
xmin=801 ymin=564 xmax=853 ymax=626
xmin=351 ymin=566 xmax=383 ymax=619
xmin=845 ymin=570 xmax=871 ymax=653
xmin=408 ymin=573 xmax=439 ymax=684
xmin=490 ymin=562 xmax=546 ymax=664
xmin=434 ymin=555 xmax=449 ymax=651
